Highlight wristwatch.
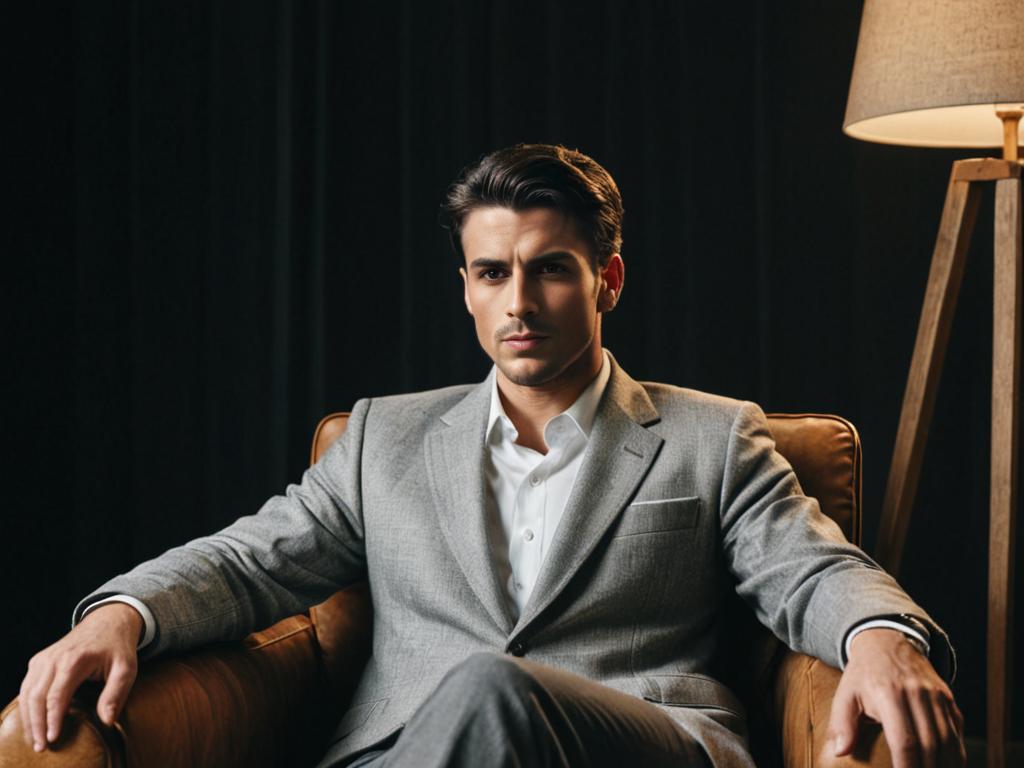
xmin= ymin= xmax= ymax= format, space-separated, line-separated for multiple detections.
xmin=891 ymin=613 xmax=931 ymax=656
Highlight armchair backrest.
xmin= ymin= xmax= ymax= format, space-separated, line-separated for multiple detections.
xmin=760 ymin=413 xmax=862 ymax=545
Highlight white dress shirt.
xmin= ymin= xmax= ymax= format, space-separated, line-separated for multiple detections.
xmin=483 ymin=350 xmax=612 ymax=620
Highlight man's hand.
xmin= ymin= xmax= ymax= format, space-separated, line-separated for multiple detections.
xmin=18 ymin=603 xmax=142 ymax=752
xmin=828 ymin=628 xmax=965 ymax=768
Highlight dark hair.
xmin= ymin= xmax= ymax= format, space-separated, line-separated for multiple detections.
xmin=441 ymin=143 xmax=624 ymax=270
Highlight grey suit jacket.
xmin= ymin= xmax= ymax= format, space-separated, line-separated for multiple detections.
xmin=75 ymin=350 xmax=953 ymax=766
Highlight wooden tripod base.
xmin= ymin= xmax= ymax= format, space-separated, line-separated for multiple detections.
xmin=874 ymin=158 xmax=1021 ymax=768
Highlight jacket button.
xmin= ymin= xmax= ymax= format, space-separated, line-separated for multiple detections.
xmin=508 ymin=640 xmax=526 ymax=657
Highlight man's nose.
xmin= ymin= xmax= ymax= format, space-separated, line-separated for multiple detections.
xmin=505 ymin=271 xmax=539 ymax=318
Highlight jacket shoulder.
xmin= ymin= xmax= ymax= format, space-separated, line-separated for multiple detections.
xmin=365 ymin=382 xmax=479 ymax=422
xmin=634 ymin=382 xmax=772 ymax=452
xmin=639 ymin=381 xmax=748 ymax=425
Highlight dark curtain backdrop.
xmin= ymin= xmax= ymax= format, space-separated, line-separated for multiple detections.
xmin=7 ymin=0 xmax=1021 ymax=742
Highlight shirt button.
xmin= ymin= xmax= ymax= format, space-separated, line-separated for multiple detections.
xmin=508 ymin=640 xmax=527 ymax=657
xmin=514 ymin=582 xmax=523 ymax=591
xmin=530 ymin=475 xmax=541 ymax=486
xmin=522 ymin=528 xmax=535 ymax=542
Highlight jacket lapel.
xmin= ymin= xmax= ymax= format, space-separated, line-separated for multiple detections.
xmin=424 ymin=371 xmax=516 ymax=635
xmin=512 ymin=354 xmax=663 ymax=636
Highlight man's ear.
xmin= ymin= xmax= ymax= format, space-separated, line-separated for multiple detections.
xmin=597 ymin=254 xmax=624 ymax=313
xmin=459 ymin=267 xmax=474 ymax=316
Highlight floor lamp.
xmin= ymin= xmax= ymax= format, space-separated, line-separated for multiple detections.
xmin=844 ymin=3 xmax=1023 ymax=767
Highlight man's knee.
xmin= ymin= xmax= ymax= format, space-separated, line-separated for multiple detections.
xmin=396 ymin=652 xmax=562 ymax=764
xmin=438 ymin=651 xmax=537 ymax=702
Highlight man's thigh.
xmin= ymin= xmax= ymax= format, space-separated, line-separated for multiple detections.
xmin=345 ymin=652 xmax=748 ymax=767
xmin=509 ymin=657 xmax=719 ymax=766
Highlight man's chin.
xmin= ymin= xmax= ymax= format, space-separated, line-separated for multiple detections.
xmin=496 ymin=360 xmax=560 ymax=388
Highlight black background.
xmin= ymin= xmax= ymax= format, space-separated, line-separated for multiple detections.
xmin=5 ymin=0 xmax=1022 ymax=743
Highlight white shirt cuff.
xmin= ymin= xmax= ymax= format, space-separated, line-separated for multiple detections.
xmin=843 ymin=618 xmax=931 ymax=667
xmin=80 ymin=595 xmax=157 ymax=650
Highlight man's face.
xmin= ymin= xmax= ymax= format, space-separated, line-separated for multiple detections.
xmin=459 ymin=206 xmax=623 ymax=390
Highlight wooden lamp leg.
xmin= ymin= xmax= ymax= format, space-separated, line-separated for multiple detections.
xmin=875 ymin=166 xmax=981 ymax=574
xmin=872 ymin=152 xmax=1019 ymax=767
xmin=988 ymin=174 xmax=1021 ymax=768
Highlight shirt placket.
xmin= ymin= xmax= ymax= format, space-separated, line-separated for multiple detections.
xmin=510 ymin=454 xmax=547 ymax=599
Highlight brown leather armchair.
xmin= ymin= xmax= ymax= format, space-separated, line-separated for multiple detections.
xmin=0 ymin=412 xmax=892 ymax=767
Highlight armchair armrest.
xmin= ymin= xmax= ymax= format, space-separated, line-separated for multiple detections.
xmin=0 ymin=615 xmax=334 ymax=768
xmin=0 ymin=699 xmax=118 ymax=768
xmin=774 ymin=650 xmax=892 ymax=768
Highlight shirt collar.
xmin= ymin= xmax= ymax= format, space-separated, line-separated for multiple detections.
xmin=486 ymin=348 xmax=612 ymax=445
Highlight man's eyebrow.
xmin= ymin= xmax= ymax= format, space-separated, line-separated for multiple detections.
xmin=467 ymin=257 xmax=507 ymax=269
xmin=468 ymin=251 xmax=575 ymax=269
xmin=530 ymin=251 xmax=575 ymax=266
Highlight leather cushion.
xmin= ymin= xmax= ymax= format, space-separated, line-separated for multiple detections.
xmin=766 ymin=414 xmax=861 ymax=544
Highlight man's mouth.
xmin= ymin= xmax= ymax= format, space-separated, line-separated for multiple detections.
xmin=503 ymin=333 xmax=547 ymax=350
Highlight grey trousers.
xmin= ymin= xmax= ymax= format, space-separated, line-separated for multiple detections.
xmin=337 ymin=652 xmax=712 ymax=767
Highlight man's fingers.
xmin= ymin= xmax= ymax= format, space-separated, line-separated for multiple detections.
xmin=22 ymin=658 xmax=56 ymax=752
xmin=906 ymin=687 xmax=941 ymax=768
xmin=936 ymin=697 xmax=966 ymax=768
xmin=45 ymin=654 xmax=94 ymax=743
xmin=949 ymin=698 xmax=964 ymax=736
xmin=928 ymin=697 xmax=953 ymax=767
xmin=18 ymin=672 xmax=32 ymax=746
xmin=949 ymin=700 xmax=967 ymax=767
xmin=826 ymin=682 xmax=861 ymax=756
xmin=96 ymin=657 xmax=137 ymax=726
xmin=18 ymin=666 xmax=37 ymax=747
xmin=875 ymin=692 xmax=921 ymax=768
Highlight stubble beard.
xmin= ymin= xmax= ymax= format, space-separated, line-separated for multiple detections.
xmin=494 ymin=331 xmax=598 ymax=390
xmin=497 ymin=359 xmax=562 ymax=388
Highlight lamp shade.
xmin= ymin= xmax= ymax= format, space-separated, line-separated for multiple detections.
xmin=844 ymin=0 xmax=1024 ymax=147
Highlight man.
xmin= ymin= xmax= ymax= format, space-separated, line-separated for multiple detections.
xmin=20 ymin=144 xmax=964 ymax=767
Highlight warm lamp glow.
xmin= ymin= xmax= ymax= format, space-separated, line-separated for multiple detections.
xmin=844 ymin=0 xmax=1024 ymax=148
xmin=846 ymin=104 xmax=1023 ymax=148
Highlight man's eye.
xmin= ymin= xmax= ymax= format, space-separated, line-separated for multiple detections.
xmin=540 ymin=263 xmax=568 ymax=274
xmin=480 ymin=269 xmax=505 ymax=280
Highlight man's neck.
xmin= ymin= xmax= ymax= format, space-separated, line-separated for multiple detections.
xmin=496 ymin=347 xmax=604 ymax=454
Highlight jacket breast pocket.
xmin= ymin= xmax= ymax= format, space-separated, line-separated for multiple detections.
xmin=612 ymin=497 xmax=701 ymax=537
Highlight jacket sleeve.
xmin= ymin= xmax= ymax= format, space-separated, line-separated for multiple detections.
xmin=72 ymin=398 xmax=374 ymax=659
xmin=717 ymin=400 xmax=955 ymax=680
